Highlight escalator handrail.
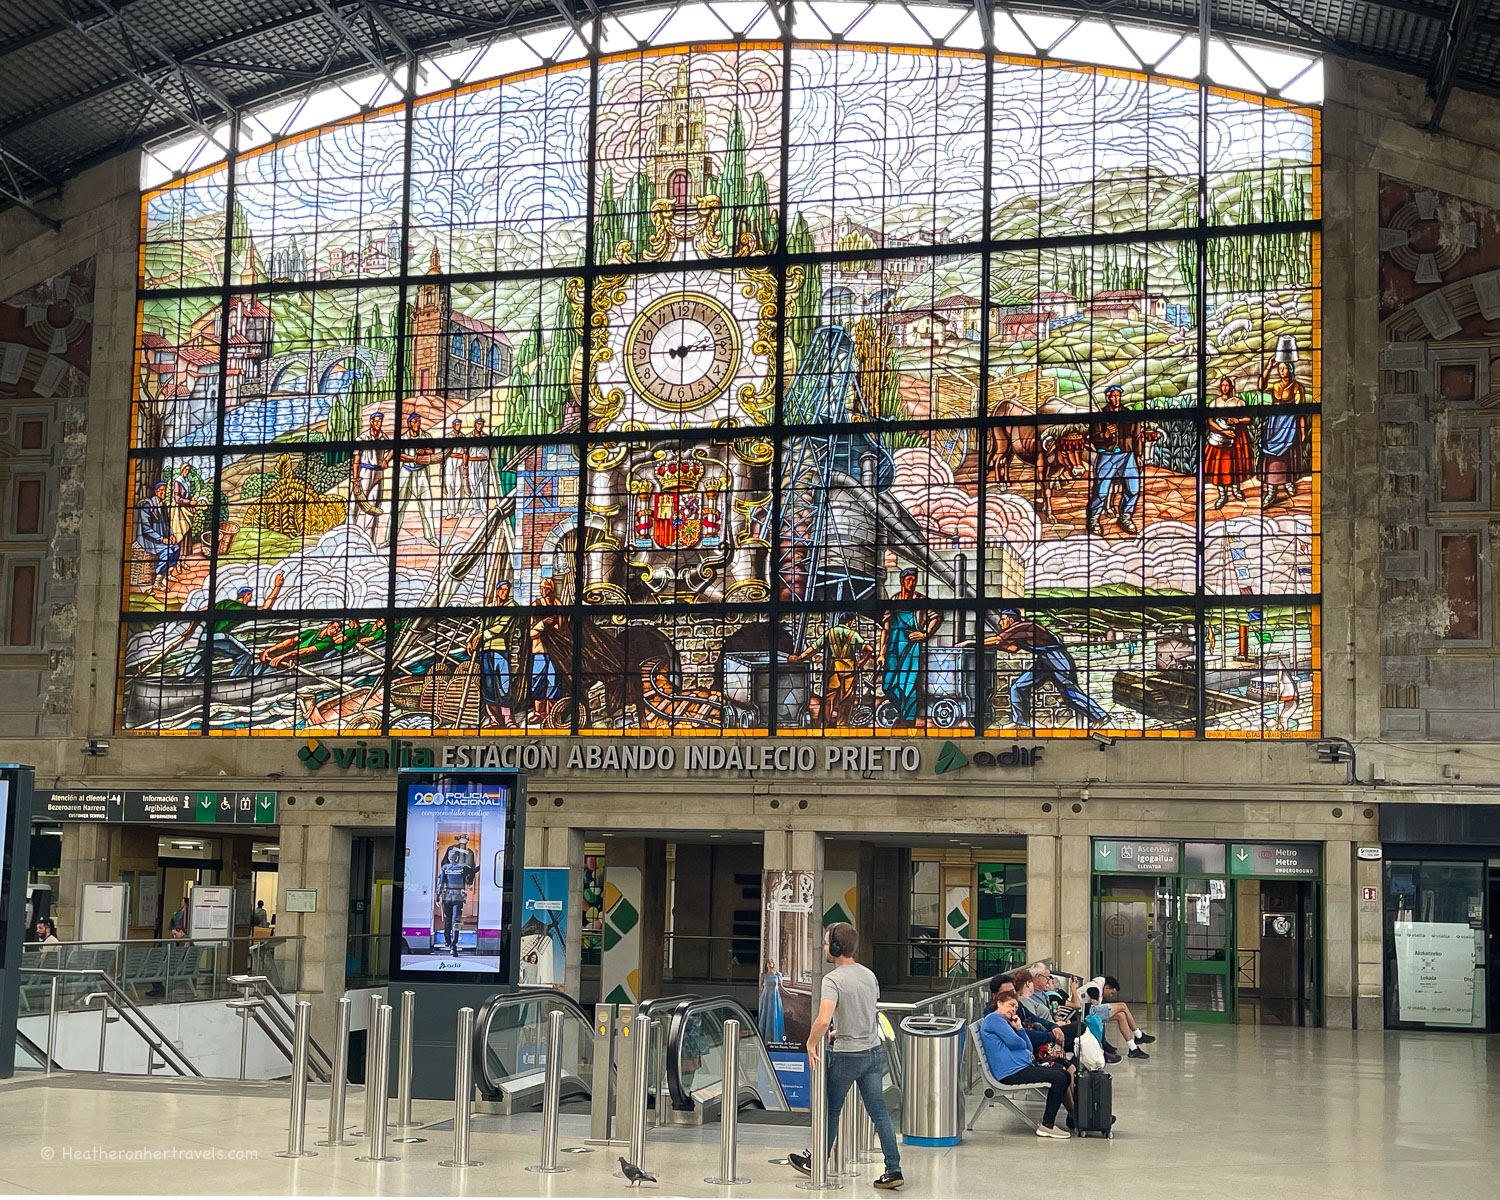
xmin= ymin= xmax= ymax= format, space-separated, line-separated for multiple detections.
xmin=471 ymin=987 xmax=595 ymax=1101
xmin=661 ymin=995 xmax=790 ymax=1113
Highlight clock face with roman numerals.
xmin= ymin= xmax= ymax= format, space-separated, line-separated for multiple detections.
xmin=625 ymin=292 xmax=741 ymax=411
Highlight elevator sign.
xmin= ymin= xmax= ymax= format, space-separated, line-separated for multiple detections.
xmin=1229 ymin=842 xmax=1321 ymax=878
xmin=1093 ymin=839 xmax=1179 ymax=874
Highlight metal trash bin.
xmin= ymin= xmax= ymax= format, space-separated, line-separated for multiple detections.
xmin=898 ymin=1014 xmax=966 ymax=1147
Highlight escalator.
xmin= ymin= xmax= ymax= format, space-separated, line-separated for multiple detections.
xmin=657 ymin=995 xmax=790 ymax=1122
xmin=471 ymin=988 xmax=596 ymax=1113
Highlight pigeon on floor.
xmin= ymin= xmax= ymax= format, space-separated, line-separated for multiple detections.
xmin=619 ymin=1156 xmax=657 ymax=1186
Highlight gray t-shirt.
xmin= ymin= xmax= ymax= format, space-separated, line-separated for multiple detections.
xmin=822 ymin=962 xmax=881 ymax=1052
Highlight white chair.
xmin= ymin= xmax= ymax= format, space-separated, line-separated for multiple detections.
xmin=965 ymin=1021 xmax=1051 ymax=1133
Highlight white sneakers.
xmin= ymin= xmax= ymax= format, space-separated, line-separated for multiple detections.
xmin=1036 ymin=1123 xmax=1071 ymax=1139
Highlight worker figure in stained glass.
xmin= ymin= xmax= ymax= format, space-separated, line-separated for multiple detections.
xmin=398 ymin=412 xmax=440 ymax=544
xmin=468 ymin=580 xmax=519 ymax=728
xmin=1086 ymin=385 xmax=1158 ymax=536
xmin=789 ymin=612 xmax=871 ymax=728
xmin=980 ymin=609 xmax=1108 ymax=730
xmin=1258 ymin=359 xmax=1308 ymax=509
xmin=136 ymin=480 xmax=180 ymax=590
xmin=879 ymin=568 xmax=942 ymax=729
xmin=168 ymin=573 xmax=285 ymax=679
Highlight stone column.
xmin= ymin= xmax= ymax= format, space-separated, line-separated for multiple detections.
xmin=1323 ymin=839 xmax=1354 ymax=1029
xmin=524 ymin=822 xmax=585 ymax=998
xmin=600 ymin=836 xmax=667 ymax=1003
xmin=1354 ymin=850 xmax=1384 ymax=1029
xmin=764 ymin=829 xmax=826 ymax=997
xmin=1057 ymin=834 xmax=1091 ymax=979
xmin=280 ymin=822 xmax=353 ymax=1043
xmin=56 ymin=823 xmax=112 ymax=940
xmin=1025 ymin=835 xmax=1057 ymax=967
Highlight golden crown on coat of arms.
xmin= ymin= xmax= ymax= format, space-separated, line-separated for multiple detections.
xmin=653 ymin=451 xmax=706 ymax=492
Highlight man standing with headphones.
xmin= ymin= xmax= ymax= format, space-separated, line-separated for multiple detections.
xmin=789 ymin=922 xmax=904 ymax=1190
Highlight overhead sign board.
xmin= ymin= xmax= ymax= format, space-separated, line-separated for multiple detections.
xmin=38 ymin=790 xmax=275 ymax=825
xmin=1229 ymin=842 xmax=1321 ymax=878
xmin=1093 ymin=839 xmax=1180 ymax=874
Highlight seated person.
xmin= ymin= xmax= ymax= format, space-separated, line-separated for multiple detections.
xmin=1011 ymin=968 xmax=1069 ymax=1054
xmin=988 ymin=973 xmax=1014 ymax=1004
xmin=1099 ymin=974 xmax=1154 ymax=1060
xmin=978 ymin=993 xmax=1075 ymax=1139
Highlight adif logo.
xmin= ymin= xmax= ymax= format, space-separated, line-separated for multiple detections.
xmin=298 ymin=739 xmax=331 ymax=769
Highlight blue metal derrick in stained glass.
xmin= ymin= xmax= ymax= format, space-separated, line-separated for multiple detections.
xmin=124 ymin=8 xmax=1321 ymax=739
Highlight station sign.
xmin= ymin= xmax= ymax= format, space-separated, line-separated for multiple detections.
xmin=37 ymin=789 xmax=276 ymax=825
xmin=1228 ymin=842 xmax=1321 ymax=878
xmin=1093 ymin=839 xmax=1179 ymax=874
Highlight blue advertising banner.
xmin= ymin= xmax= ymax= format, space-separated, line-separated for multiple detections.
xmin=519 ymin=867 xmax=569 ymax=988
xmin=769 ymin=1048 xmax=810 ymax=1109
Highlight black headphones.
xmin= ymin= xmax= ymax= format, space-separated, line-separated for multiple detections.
xmin=827 ymin=924 xmax=847 ymax=958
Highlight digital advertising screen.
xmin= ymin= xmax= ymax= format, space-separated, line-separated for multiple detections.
xmin=392 ymin=771 xmax=523 ymax=983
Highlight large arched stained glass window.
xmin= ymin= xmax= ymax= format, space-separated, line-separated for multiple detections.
xmin=125 ymin=5 xmax=1320 ymax=739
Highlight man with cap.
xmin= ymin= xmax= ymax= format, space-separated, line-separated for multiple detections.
xmin=879 ymin=567 xmax=942 ymax=728
xmin=443 ymin=417 xmax=471 ymax=520
xmin=467 ymin=579 xmax=519 ymax=728
xmin=1086 ymin=385 xmax=1157 ymax=536
xmin=980 ymin=608 xmax=1108 ymax=729
xmin=465 ymin=417 xmax=497 ymax=515
xmin=790 ymin=612 xmax=871 ymax=728
xmin=354 ymin=411 xmax=391 ymax=545
xmin=167 ymin=572 xmax=285 ymax=678
xmin=136 ymin=479 xmax=180 ymax=589
xmin=398 ymin=411 xmax=440 ymax=544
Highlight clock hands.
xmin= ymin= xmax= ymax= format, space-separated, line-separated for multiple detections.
xmin=666 ymin=335 xmax=716 ymax=360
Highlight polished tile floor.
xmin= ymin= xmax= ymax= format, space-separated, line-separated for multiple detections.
xmin=1 ymin=1024 xmax=1498 ymax=1198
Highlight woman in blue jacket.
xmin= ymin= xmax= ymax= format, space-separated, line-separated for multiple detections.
xmin=979 ymin=993 xmax=1075 ymax=1138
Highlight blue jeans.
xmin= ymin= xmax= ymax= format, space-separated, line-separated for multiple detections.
xmin=1087 ymin=449 xmax=1140 ymax=522
xmin=826 ymin=1047 xmax=900 ymax=1175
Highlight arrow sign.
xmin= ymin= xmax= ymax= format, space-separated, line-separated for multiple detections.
xmin=1099 ymin=845 xmax=1112 ymax=857
xmin=1236 ymin=849 xmax=1249 ymax=861
xmin=195 ymin=792 xmax=216 ymax=823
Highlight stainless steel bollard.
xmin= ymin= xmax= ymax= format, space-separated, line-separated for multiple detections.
xmin=527 ymin=1008 xmax=572 ymax=1174
xmin=439 ymin=1006 xmax=481 ymax=1167
xmin=964 ymin=994 xmax=976 ymax=1092
xmin=617 ymin=1016 xmax=653 ymax=1178
xmin=796 ymin=1044 xmax=842 ymax=1191
xmin=317 ymin=997 xmax=354 ymax=1146
xmin=46 ymin=977 xmax=59 ymax=1076
xmin=274 ymin=1000 xmax=318 ymax=1158
xmin=357 ymin=991 xmax=383 ymax=1137
xmin=831 ymin=1087 xmax=860 ymax=1179
xmin=705 ymin=1018 xmax=749 ymax=1185
xmin=394 ymin=989 xmax=417 ymax=1129
xmin=355 ymin=1004 xmax=398 ymax=1162
xmin=856 ymin=1100 xmax=879 ymax=1164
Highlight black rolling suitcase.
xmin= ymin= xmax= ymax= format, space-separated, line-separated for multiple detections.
xmin=1075 ymin=1067 xmax=1113 ymax=1138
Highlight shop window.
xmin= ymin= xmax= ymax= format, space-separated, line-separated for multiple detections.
xmin=1384 ymin=859 xmax=1487 ymax=1031
xmin=8 ymin=562 xmax=37 ymax=645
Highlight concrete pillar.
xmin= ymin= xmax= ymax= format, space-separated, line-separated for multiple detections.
xmin=1323 ymin=839 xmax=1353 ymax=1029
xmin=600 ymin=836 xmax=666 ymax=1003
xmin=281 ymin=822 xmax=353 ymax=1043
xmin=1354 ymin=851 xmax=1384 ymax=1029
xmin=764 ymin=828 xmax=826 ymax=999
xmin=1058 ymin=834 xmax=1091 ymax=978
xmin=56 ymin=823 xmax=112 ymax=940
xmin=1025 ymin=834 xmax=1057 ymax=967
xmin=525 ymin=823 xmax=585 ymax=998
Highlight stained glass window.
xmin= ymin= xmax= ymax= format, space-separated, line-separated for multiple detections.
xmin=123 ymin=8 xmax=1320 ymax=738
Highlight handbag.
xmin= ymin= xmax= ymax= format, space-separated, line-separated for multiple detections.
xmin=1077 ymin=1030 xmax=1106 ymax=1072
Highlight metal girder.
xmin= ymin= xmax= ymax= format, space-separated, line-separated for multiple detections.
xmin=312 ymin=0 xmax=409 ymax=93
xmin=1429 ymin=0 xmax=1482 ymax=129
xmin=0 ymin=140 xmax=61 ymax=228
xmin=51 ymin=0 xmax=237 ymax=148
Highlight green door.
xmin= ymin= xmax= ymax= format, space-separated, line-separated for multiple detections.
xmin=1177 ymin=876 xmax=1235 ymax=1022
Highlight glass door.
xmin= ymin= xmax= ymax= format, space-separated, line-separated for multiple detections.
xmin=1178 ymin=876 xmax=1234 ymax=1022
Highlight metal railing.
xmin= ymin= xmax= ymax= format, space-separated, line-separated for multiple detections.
xmin=29 ymin=966 xmax=201 ymax=1077
xmin=227 ymin=975 xmax=333 ymax=1082
xmin=18 ymin=936 xmax=303 ymax=1013
xmin=662 ymin=934 xmax=761 ymax=985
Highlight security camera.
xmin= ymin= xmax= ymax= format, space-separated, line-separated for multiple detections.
xmin=1089 ymin=732 xmax=1115 ymax=750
